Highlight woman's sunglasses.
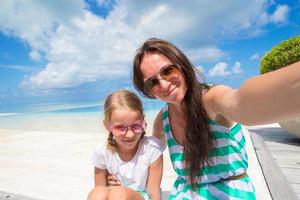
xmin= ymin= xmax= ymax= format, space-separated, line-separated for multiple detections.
xmin=143 ymin=64 xmax=181 ymax=96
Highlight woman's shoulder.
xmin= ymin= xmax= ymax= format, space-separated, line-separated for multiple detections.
xmin=203 ymin=84 xmax=237 ymax=127
xmin=154 ymin=109 xmax=164 ymax=125
xmin=203 ymin=84 xmax=235 ymax=109
xmin=152 ymin=109 xmax=165 ymax=139
xmin=156 ymin=107 xmax=165 ymax=118
xmin=203 ymin=84 xmax=226 ymax=111
xmin=204 ymin=84 xmax=234 ymax=97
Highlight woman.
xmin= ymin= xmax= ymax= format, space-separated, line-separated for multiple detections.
xmin=130 ymin=38 xmax=300 ymax=199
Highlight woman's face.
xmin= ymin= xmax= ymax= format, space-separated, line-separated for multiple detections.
xmin=140 ymin=53 xmax=187 ymax=104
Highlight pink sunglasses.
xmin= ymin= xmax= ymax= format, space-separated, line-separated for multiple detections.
xmin=108 ymin=120 xmax=147 ymax=136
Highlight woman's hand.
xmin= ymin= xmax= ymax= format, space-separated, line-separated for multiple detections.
xmin=106 ymin=174 xmax=121 ymax=187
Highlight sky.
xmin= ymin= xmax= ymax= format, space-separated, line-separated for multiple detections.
xmin=0 ymin=0 xmax=299 ymax=110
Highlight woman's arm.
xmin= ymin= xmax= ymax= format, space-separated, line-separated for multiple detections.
xmin=146 ymin=155 xmax=163 ymax=200
xmin=205 ymin=61 xmax=300 ymax=126
xmin=94 ymin=167 xmax=107 ymax=186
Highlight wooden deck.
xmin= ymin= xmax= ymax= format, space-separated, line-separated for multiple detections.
xmin=249 ymin=124 xmax=300 ymax=200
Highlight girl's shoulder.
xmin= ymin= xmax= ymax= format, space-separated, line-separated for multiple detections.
xmin=93 ymin=144 xmax=105 ymax=153
xmin=139 ymin=136 xmax=165 ymax=165
xmin=91 ymin=143 xmax=114 ymax=170
xmin=93 ymin=143 xmax=115 ymax=157
xmin=142 ymin=136 xmax=166 ymax=152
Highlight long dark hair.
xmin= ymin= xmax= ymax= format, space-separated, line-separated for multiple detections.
xmin=132 ymin=38 xmax=214 ymax=188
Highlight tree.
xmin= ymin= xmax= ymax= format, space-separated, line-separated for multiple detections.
xmin=260 ymin=35 xmax=300 ymax=74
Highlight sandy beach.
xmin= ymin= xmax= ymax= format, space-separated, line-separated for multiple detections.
xmin=0 ymin=113 xmax=271 ymax=200
xmin=0 ymin=112 xmax=176 ymax=200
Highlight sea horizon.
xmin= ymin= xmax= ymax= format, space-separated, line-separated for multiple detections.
xmin=0 ymin=100 xmax=163 ymax=132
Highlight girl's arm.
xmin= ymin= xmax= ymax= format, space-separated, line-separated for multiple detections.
xmin=205 ymin=61 xmax=300 ymax=126
xmin=147 ymin=155 xmax=163 ymax=200
xmin=94 ymin=167 xmax=107 ymax=186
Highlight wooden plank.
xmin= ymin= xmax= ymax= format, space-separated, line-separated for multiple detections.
xmin=250 ymin=132 xmax=299 ymax=200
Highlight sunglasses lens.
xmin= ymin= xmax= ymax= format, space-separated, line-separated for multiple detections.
xmin=161 ymin=65 xmax=179 ymax=79
xmin=130 ymin=124 xmax=143 ymax=133
xmin=111 ymin=125 xmax=128 ymax=135
xmin=110 ymin=120 xmax=145 ymax=135
xmin=144 ymin=78 xmax=159 ymax=94
xmin=143 ymin=65 xmax=180 ymax=95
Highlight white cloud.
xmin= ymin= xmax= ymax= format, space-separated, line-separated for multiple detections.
xmin=208 ymin=61 xmax=243 ymax=77
xmin=0 ymin=0 xmax=290 ymax=89
xmin=0 ymin=64 xmax=38 ymax=72
xmin=196 ymin=65 xmax=205 ymax=74
xmin=95 ymin=0 xmax=114 ymax=7
xmin=250 ymin=54 xmax=260 ymax=60
xmin=186 ymin=47 xmax=226 ymax=63
xmin=22 ymin=10 xmax=139 ymax=89
xmin=29 ymin=50 xmax=42 ymax=61
xmin=270 ymin=5 xmax=290 ymax=23
xmin=209 ymin=62 xmax=231 ymax=77
xmin=0 ymin=0 xmax=85 ymax=52
xmin=195 ymin=65 xmax=206 ymax=83
xmin=232 ymin=62 xmax=243 ymax=74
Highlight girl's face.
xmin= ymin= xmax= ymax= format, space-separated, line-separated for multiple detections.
xmin=140 ymin=53 xmax=187 ymax=105
xmin=107 ymin=109 xmax=145 ymax=151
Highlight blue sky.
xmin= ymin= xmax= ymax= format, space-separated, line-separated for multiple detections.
xmin=0 ymin=0 xmax=299 ymax=110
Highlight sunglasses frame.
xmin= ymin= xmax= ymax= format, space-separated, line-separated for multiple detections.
xmin=108 ymin=120 xmax=147 ymax=136
xmin=143 ymin=64 xmax=181 ymax=97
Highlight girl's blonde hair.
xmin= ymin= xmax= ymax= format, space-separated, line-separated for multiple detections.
xmin=103 ymin=90 xmax=145 ymax=150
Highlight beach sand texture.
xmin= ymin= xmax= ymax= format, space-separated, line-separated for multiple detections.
xmin=0 ymin=113 xmax=270 ymax=200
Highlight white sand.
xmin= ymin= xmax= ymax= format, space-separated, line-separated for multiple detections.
xmin=0 ymin=114 xmax=271 ymax=199
xmin=0 ymin=113 xmax=176 ymax=200
xmin=0 ymin=129 xmax=97 ymax=199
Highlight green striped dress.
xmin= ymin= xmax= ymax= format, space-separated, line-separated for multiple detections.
xmin=162 ymin=104 xmax=256 ymax=200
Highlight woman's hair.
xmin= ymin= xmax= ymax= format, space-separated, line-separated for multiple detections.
xmin=103 ymin=89 xmax=145 ymax=151
xmin=132 ymin=38 xmax=214 ymax=188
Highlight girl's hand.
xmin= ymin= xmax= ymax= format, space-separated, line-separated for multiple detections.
xmin=106 ymin=174 xmax=121 ymax=187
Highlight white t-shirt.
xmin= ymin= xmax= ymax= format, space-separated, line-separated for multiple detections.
xmin=91 ymin=136 xmax=165 ymax=191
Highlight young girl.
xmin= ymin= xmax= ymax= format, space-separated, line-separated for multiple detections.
xmin=88 ymin=90 xmax=164 ymax=200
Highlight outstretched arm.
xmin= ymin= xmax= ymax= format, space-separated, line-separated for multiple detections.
xmin=205 ymin=61 xmax=300 ymax=126
xmin=147 ymin=155 xmax=163 ymax=200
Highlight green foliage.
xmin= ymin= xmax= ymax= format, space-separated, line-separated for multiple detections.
xmin=260 ymin=35 xmax=300 ymax=74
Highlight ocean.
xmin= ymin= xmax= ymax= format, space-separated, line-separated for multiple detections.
xmin=0 ymin=100 xmax=163 ymax=132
